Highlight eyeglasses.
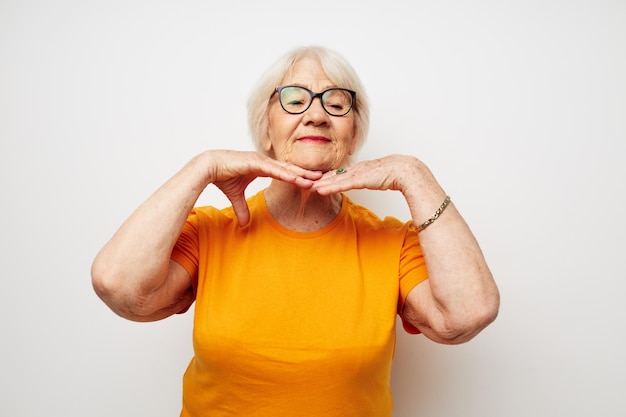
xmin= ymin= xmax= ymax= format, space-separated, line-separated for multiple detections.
xmin=275 ymin=85 xmax=356 ymax=117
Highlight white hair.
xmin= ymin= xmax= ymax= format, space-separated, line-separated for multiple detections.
xmin=247 ymin=46 xmax=370 ymax=157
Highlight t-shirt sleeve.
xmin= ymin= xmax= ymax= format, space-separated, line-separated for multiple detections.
xmin=398 ymin=223 xmax=429 ymax=334
xmin=171 ymin=211 xmax=200 ymax=293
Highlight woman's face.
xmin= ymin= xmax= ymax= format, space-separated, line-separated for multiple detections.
xmin=264 ymin=57 xmax=356 ymax=172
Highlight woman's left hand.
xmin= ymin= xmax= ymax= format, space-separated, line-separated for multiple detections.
xmin=311 ymin=154 xmax=448 ymax=223
xmin=311 ymin=154 xmax=441 ymax=200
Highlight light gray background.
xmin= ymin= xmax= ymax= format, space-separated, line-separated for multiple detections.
xmin=1 ymin=1 xmax=624 ymax=416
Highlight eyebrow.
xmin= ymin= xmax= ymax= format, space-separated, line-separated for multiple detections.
xmin=287 ymin=83 xmax=338 ymax=91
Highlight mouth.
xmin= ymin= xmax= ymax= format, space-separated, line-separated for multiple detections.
xmin=297 ymin=135 xmax=331 ymax=143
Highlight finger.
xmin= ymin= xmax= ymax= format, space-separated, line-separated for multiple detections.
xmin=313 ymin=165 xmax=391 ymax=195
xmin=261 ymin=160 xmax=322 ymax=185
xmin=311 ymin=170 xmax=359 ymax=195
xmin=229 ymin=193 xmax=251 ymax=227
xmin=285 ymin=165 xmax=324 ymax=181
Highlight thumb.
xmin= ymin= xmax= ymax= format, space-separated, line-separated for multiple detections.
xmin=228 ymin=193 xmax=251 ymax=227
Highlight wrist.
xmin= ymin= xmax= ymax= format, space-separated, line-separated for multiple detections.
xmin=180 ymin=151 xmax=216 ymax=190
xmin=415 ymin=195 xmax=452 ymax=232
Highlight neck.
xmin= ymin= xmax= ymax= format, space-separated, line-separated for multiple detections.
xmin=264 ymin=180 xmax=343 ymax=232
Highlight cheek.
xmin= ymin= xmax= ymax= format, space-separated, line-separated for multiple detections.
xmin=265 ymin=108 xmax=280 ymax=151
xmin=268 ymin=110 xmax=298 ymax=138
xmin=343 ymin=119 xmax=357 ymax=153
xmin=262 ymin=126 xmax=272 ymax=152
xmin=263 ymin=135 xmax=272 ymax=153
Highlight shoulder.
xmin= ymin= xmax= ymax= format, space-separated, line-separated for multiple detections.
xmin=190 ymin=205 xmax=233 ymax=222
xmin=343 ymin=195 xmax=410 ymax=233
xmin=191 ymin=191 xmax=264 ymax=229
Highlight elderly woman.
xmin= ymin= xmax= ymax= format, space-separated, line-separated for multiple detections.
xmin=92 ymin=46 xmax=499 ymax=416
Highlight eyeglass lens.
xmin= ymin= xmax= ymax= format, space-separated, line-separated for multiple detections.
xmin=279 ymin=86 xmax=353 ymax=116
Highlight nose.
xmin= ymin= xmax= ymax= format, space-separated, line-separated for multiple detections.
xmin=302 ymin=96 xmax=329 ymax=125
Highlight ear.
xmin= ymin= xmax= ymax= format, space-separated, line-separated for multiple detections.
xmin=348 ymin=124 xmax=357 ymax=155
xmin=262 ymin=133 xmax=273 ymax=153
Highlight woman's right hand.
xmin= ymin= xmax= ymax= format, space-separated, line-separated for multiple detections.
xmin=203 ymin=150 xmax=323 ymax=226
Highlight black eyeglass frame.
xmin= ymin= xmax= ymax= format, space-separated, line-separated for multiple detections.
xmin=274 ymin=85 xmax=357 ymax=117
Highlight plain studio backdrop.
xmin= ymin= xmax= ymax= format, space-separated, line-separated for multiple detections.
xmin=1 ymin=1 xmax=624 ymax=416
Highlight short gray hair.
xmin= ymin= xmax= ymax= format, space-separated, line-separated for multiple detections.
xmin=247 ymin=46 xmax=370 ymax=157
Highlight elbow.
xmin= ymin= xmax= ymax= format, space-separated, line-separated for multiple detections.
xmin=480 ymin=284 xmax=501 ymax=329
xmin=91 ymin=259 xmax=117 ymax=304
xmin=403 ymin=277 xmax=500 ymax=345
xmin=418 ymin=291 xmax=500 ymax=345
xmin=91 ymin=260 xmax=129 ymax=314
xmin=91 ymin=259 xmax=151 ymax=320
xmin=467 ymin=295 xmax=500 ymax=339
xmin=431 ymin=292 xmax=500 ymax=345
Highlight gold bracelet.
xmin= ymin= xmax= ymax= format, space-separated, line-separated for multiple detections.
xmin=415 ymin=196 xmax=451 ymax=232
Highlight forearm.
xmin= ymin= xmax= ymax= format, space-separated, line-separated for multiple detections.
xmin=400 ymin=158 xmax=499 ymax=341
xmin=92 ymin=152 xmax=212 ymax=305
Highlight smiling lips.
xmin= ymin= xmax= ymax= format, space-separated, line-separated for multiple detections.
xmin=298 ymin=135 xmax=331 ymax=143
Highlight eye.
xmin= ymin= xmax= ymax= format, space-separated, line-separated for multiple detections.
xmin=322 ymin=89 xmax=352 ymax=113
xmin=280 ymin=87 xmax=309 ymax=108
xmin=327 ymin=102 xmax=345 ymax=110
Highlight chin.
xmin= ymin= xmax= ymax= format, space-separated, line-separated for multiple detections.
xmin=303 ymin=156 xmax=347 ymax=171
xmin=292 ymin=159 xmax=331 ymax=172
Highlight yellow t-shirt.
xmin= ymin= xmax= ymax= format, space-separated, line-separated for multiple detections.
xmin=171 ymin=191 xmax=427 ymax=417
